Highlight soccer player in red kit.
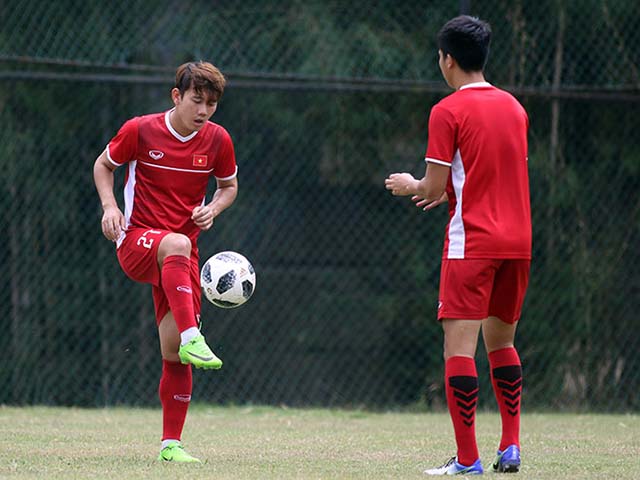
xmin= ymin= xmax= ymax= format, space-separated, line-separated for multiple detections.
xmin=386 ymin=16 xmax=529 ymax=475
xmin=93 ymin=61 xmax=238 ymax=463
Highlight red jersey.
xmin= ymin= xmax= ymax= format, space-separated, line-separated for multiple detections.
xmin=425 ymin=82 xmax=531 ymax=260
xmin=107 ymin=109 xmax=237 ymax=246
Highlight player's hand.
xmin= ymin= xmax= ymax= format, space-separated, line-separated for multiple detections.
xmin=412 ymin=191 xmax=448 ymax=211
xmin=192 ymin=205 xmax=215 ymax=230
xmin=101 ymin=206 xmax=125 ymax=242
xmin=385 ymin=173 xmax=418 ymax=196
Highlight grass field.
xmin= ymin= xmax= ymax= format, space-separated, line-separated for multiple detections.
xmin=1 ymin=406 xmax=638 ymax=479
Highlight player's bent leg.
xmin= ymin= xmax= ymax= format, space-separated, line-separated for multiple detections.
xmin=178 ymin=333 xmax=222 ymax=369
xmin=158 ymin=440 xmax=201 ymax=463
xmin=157 ymin=233 xmax=192 ymax=265
xmin=159 ymin=312 xmax=222 ymax=369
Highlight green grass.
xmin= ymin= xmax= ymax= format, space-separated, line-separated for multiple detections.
xmin=0 ymin=406 xmax=638 ymax=479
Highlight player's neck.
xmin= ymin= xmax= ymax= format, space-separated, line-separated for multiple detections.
xmin=169 ymin=110 xmax=196 ymax=137
xmin=453 ymin=71 xmax=486 ymax=90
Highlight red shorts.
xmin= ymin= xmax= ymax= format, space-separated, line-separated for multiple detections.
xmin=117 ymin=227 xmax=201 ymax=325
xmin=437 ymin=258 xmax=530 ymax=324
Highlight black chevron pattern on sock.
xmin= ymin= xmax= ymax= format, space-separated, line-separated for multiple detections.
xmin=449 ymin=375 xmax=478 ymax=428
xmin=497 ymin=379 xmax=522 ymax=392
xmin=493 ymin=365 xmax=522 ymax=417
xmin=505 ymin=399 xmax=519 ymax=409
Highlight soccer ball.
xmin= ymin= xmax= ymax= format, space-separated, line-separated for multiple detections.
xmin=200 ymin=251 xmax=256 ymax=308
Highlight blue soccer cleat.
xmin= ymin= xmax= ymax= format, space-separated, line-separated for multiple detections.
xmin=492 ymin=444 xmax=521 ymax=473
xmin=424 ymin=456 xmax=484 ymax=475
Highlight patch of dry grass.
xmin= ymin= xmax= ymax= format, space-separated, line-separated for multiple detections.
xmin=0 ymin=406 xmax=637 ymax=479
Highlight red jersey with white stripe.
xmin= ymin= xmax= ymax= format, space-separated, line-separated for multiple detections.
xmin=425 ymin=83 xmax=531 ymax=259
xmin=106 ymin=109 xmax=237 ymax=246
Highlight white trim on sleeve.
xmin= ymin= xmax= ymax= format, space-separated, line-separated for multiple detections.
xmin=425 ymin=157 xmax=452 ymax=167
xmin=215 ymin=165 xmax=238 ymax=181
xmin=106 ymin=144 xmax=123 ymax=167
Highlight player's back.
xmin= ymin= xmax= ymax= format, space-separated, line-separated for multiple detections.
xmin=437 ymin=85 xmax=531 ymax=259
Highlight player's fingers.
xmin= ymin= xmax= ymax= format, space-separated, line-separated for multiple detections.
xmin=192 ymin=205 xmax=207 ymax=217
xmin=199 ymin=218 xmax=214 ymax=231
xmin=423 ymin=200 xmax=440 ymax=211
xmin=107 ymin=220 xmax=117 ymax=241
xmin=106 ymin=217 xmax=121 ymax=241
xmin=101 ymin=219 xmax=111 ymax=239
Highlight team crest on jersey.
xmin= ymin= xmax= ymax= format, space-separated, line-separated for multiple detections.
xmin=193 ymin=154 xmax=208 ymax=167
xmin=149 ymin=150 xmax=164 ymax=160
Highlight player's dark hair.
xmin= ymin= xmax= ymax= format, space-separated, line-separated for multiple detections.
xmin=437 ymin=15 xmax=491 ymax=72
xmin=175 ymin=61 xmax=226 ymax=101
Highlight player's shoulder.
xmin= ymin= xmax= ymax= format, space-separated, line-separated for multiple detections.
xmin=448 ymin=85 xmax=525 ymax=112
xmin=489 ymin=86 xmax=524 ymax=104
xmin=203 ymin=121 xmax=234 ymax=144
xmin=205 ymin=120 xmax=231 ymax=135
xmin=119 ymin=111 xmax=163 ymax=131
xmin=135 ymin=111 xmax=166 ymax=128
xmin=429 ymin=95 xmax=459 ymax=123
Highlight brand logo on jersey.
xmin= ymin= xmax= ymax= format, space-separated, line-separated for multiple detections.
xmin=173 ymin=394 xmax=191 ymax=403
xmin=149 ymin=150 xmax=164 ymax=160
xmin=193 ymin=154 xmax=208 ymax=167
xmin=177 ymin=285 xmax=192 ymax=294
xmin=438 ymin=301 xmax=443 ymax=310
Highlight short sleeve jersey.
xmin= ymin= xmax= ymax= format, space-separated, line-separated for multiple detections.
xmin=425 ymin=83 xmax=531 ymax=259
xmin=107 ymin=109 xmax=237 ymax=246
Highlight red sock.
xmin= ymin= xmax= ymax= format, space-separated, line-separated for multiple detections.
xmin=159 ymin=360 xmax=192 ymax=441
xmin=488 ymin=347 xmax=522 ymax=450
xmin=445 ymin=356 xmax=479 ymax=466
xmin=161 ymin=255 xmax=197 ymax=332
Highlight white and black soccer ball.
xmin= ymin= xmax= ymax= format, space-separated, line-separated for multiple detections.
xmin=200 ymin=251 xmax=256 ymax=308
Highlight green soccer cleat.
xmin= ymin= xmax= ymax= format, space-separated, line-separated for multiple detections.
xmin=157 ymin=441 xmax=201 ymax=463
xmin=178 ymin=334 xmax=223 ymax=369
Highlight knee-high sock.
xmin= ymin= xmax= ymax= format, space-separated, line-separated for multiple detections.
xmin=489 ymin=347 xmax=522 ymax=450
xmin=159 ymin=360 xmax=192 ymax=441
xmin=445 ymin=356 xmax=479 ymax=466
xmin=161 ymin=255 xmax=197 ymax=332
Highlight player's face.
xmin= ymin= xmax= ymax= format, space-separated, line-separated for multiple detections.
xmin=171 ymin=87 xmax=218 ymax=135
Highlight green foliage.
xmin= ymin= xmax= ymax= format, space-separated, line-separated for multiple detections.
xmin=1 ymin=1 xmax=639 ymax=411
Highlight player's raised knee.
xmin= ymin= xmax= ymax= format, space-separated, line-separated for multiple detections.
xmin=159 ymin=233 xmax=192 ymax=259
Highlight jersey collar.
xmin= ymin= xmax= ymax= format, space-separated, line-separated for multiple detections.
xmin=165 ymin=109 xmax=199 ymax=143
xmin=459 ymin=81 xmax=492 ymax=90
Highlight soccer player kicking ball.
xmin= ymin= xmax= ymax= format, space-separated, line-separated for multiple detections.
xmin=93 ymin=61 xmax=238 ymax=463
xmin=386 ymin=16 xmax=530 ymax=475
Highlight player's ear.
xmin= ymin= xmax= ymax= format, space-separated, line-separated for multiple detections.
xmin=446 ymin=54 xmax=457 ymax=70
xmin=171 ymin=87 xmax=182 ymax=106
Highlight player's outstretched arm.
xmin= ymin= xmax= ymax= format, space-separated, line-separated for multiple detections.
xmin=93 ymin=149 xmax=125 ymax=241
xmin=385 ymin=162 xmax=449 ymax=210
xmin=385 ymin=172 xmax=420 ymax=196
xmin=192 ymin=177 xmax=238 ymax=231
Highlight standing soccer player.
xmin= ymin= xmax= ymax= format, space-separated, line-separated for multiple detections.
xmin=93 ymin=61 xmax=238 ymax=463
xmin=385 ymin=16 xmax=530 ymax=475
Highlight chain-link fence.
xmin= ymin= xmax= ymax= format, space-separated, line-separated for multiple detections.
xmin=1 ymin=1 xmax=639 ymax=411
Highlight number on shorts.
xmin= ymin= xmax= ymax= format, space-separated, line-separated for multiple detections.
xmin=137 ymin=229 xmax=162 ymax=249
